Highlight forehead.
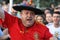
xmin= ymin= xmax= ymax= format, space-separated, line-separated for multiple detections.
xmin=46 ymin=14 xmax=52 ymax=16
xmin=37 ymin=16 xmax=42 ymax=18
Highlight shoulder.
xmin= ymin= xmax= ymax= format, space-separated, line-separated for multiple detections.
xmin=4 ymin=11 xmax=18 ymax=20
xmin=46 ymin=23 xmax=54 ymax=29
xmin=3 ymin=11 xmax=19 ymax=26
xmin=4 ymin=11 xmax=15 ymax=18
xmin=36 ymin=22 xmax=49 ymax=30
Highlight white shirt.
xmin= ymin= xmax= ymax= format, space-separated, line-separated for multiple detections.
xmin=46 ymin=23 xmax=53 ymax=27
xmin=46 ymin=23 xmax=60 ymax=39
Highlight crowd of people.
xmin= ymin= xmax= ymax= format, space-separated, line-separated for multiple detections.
xmin=0 ymin=0 xmax=60 ymax=40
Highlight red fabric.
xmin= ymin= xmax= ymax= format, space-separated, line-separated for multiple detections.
xmin=3 ymin=11 xmax=53 ymax=40
xmin=0 ymin=18 xmax=3 ymax=25
xmin=0 ymin=18 xmax=7 ymax=27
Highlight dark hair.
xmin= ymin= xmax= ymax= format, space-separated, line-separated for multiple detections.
xmin=44 ymin=8 xmax=51 ymax=11
xmin=44 ymin=8 xmax=54 ymax=14
xmin=53 ymin=11 xmax=60 ymax=15
xmin=50 ymin=2 xmax=55 ymax=7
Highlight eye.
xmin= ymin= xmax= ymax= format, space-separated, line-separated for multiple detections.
xmin=26 ymin=12 xmax=29 ymax=14
xmin=57 ymin=16 xmax=60 ymax=18
xmin=30 ymin=12 xmax=35 ymax=15
xmin=23 ymin=11 xmax=28 ymax=15
xmin=53 ymin=16 xmax=60 ymax=18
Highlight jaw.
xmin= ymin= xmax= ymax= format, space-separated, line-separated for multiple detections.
xmin=23 ymin=20 xmax=34 ymax=27
xmin=54 ymin=22 xmax=59 ymax=25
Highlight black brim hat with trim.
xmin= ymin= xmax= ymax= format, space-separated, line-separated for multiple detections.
xmin=13 ymin=3 xmax=43 ymax=15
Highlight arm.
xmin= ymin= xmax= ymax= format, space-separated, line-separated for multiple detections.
xmin=45 ymin=28 xmax=58 ymax=40
xmin=0 ymin=6 xmax=17 ymax=28
xmin=0 ymin=6 xmax=5 ymax=20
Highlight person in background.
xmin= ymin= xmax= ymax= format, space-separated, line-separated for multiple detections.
xmin=46 ymin=13 xmax=53 ymax=27
xmin=44 ymin=8 xmax=51 ymax=15
xmin=1 ymin=1 xmax=9 ymax=12
xmin=46 ymin=10 xmax=60 ymax=40
xmin=43 ymin=8 xmax=51 ymax=25
xmin=35 ymin=15 xmax=44 ymax=24
xmin=49 ymin=2 xmax=55 ymax=10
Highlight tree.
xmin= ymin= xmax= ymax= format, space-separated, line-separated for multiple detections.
xmin=13 ymin=0 xmax=22 ymax=4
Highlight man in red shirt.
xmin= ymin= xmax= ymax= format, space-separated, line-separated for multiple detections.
xmin=0 ymin=3 xmax=58 ymax=40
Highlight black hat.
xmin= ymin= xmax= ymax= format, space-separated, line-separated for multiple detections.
xmin=13 ymin=3 xmax=43 ymax=15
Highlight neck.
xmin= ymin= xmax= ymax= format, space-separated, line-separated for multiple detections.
xmin=54 ymin=23 xmax=59 ymax=28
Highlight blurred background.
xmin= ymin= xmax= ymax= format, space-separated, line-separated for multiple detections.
xmin=0 ymin=0 xmax=60 ymax=9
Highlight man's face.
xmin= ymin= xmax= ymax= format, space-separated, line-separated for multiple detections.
xmin=53 ymin=13 xmax=60 ymax=24
xmin=46 ymin=13 xmax=53 ymax=23
xmin=21 ymin=10 xmax=35 ymax=27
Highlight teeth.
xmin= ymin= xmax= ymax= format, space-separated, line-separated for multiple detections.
xmin=27 ymin=19 xmax=32 ymax=21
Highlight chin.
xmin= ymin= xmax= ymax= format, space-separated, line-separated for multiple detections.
xmin=54 ymin=22 xmax=58 ymax=24
xmin=26 ymin=23 xmax=33 ymax=27
xmin=27 ymin=22 xmax=33 ymax=24
xmin=27 ymin=23 xmax=32 ymax=26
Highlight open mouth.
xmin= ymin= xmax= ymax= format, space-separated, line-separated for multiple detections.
xmin=27 ymin=19 xmax=32 ymax=21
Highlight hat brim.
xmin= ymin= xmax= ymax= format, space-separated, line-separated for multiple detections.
xmin=13 ymin=5 xmax=43 ymax=15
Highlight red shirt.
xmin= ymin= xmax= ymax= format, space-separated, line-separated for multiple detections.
xmin=3 ymin=11 xmax=52 ymax=40
xmin=0 ymin=18 xmax=3 ymax=25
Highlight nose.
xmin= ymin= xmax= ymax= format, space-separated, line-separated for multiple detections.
xmin=54 ymin=17 xmax=58 ymax=20
xmin=27 ymin=13 xmax=32 ymax=17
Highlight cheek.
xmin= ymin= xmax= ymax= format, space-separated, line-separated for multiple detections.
xmin=58 ymin=18 xmax=60 ymax=21
xmin=32 ymin=16 xmax=35 ymax=20
xmin=32 ymin=15 xmax=35 ymax=18
xmin=53 ymin=18 xmax=59 ymax=22
xmin=53 ymin=18 xmax=55 ymax=21
xmin=21 ymin=15 xmax=26 ymax=20
xmin=46 ymin=18 xmax=49 ymax=21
